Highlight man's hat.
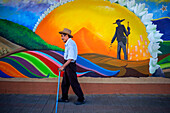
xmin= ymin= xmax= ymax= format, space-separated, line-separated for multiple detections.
xmin=59 ymin=28 xmax=73 ymax=38
xmin=113 ymin=19 xmax=125 ymax=24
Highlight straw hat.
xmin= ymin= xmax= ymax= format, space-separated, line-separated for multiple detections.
xmin=113 ymin=19 xmax=125 ymax=24
xmin=59 ymin=28 xmax=73 ymax=38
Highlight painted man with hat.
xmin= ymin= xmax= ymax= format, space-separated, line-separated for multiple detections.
xmin=58 ymin=28 xmax=85 ymax=105
xmin=111 ymin=19 xmax=130 ymax=60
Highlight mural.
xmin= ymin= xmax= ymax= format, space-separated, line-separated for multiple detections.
xmin=0 ymin=0 xmax=169 ymax=78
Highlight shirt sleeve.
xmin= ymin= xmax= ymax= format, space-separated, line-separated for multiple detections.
xmin=67 ymin=44 xmax=77 ymax=60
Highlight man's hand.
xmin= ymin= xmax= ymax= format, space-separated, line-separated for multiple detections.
xmin=58 ymin=59 xmax=73 ymax=72
xmin=58 ymin=66 xmax=64 ymax=71
xmin=127 ymin=27 xmax=130 ymax=31
xmin=109 ymin=43 xmax=112 ymax=48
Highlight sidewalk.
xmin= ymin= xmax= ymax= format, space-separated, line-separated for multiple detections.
xmin=0 ymin=94 xmax=170 ymax=113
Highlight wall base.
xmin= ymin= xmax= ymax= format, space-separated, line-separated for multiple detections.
xmin=0 ymin=77 xmax=170 ymax=94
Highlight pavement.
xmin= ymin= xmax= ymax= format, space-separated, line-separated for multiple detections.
xmin=0 ymin=94 xmax=170 ymax=113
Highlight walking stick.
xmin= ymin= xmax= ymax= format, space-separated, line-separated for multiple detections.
xmin=108 ymin=44 xmax=112 ymax=55
xmin=55 ymin=70 xmax=61 ymax=113
xmin=126 ymin=21 xmax=129 ymax=60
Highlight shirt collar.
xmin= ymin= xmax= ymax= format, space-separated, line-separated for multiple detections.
xmin=65 ymin=38 xmax=72 ymax=46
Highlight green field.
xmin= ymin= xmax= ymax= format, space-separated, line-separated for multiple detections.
xmin=0 ymin=19 xmax=64 ymax=51
xmin=158 ymin=41 xmax=170 ymax=69
xmin=159 ymin=41 xmax=170 ymax=56
xmin=158 ymin=55 xmax=170 ymax=69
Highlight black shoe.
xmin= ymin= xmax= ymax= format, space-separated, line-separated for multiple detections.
xmin=74 ymin=100 xmax=86 ymax=105
xmin=58 ymin=98 xmax=69 ymax=103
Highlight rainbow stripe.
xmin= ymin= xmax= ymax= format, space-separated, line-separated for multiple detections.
xmin=0 ymin=50 xmax=120 ymax=78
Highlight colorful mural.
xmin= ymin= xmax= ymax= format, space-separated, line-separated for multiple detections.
xmin=0 ymin=0 xmax=169 ymax=78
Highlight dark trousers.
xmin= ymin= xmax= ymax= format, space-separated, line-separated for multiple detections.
xmin=61 ymin=60 xmax=84 ymax=101
xmin=117 ymin=41 xmax=127 ymax=60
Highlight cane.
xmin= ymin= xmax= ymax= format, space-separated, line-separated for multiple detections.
xmin=126 ymin=21 xmax=129 ymax=60
xmin=108 ymin=44 xmax=112 ymax=55
xmin=55 ymin=70 xmax=61 ymax=113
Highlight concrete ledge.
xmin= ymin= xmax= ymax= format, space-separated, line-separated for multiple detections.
xmin=0 ymin=77 xmax=170 ymax=94
xmin=0 ymin=77 xmax=170 ymax=84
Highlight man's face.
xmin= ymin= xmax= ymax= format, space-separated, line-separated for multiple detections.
xmin=61 ymin=34 xmax=69 ymax=43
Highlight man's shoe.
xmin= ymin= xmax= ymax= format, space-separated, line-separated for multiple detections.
xmin=74 ymin=100 xmax=86 ymax=105
xmin=58 ymin=98 xmax=69 ymax=103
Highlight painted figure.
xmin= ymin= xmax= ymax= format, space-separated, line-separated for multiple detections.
xmin=111 ymin=19 xmax=130 ymax=60
xmin=58 ymin=28 xmax=85 ymax=105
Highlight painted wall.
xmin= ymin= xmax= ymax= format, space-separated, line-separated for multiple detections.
xmin=0 ymin=0 xmax=169 ymax=78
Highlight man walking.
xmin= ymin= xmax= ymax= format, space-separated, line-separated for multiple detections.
xmin=58 ymin=28 xmax=85 ymax=105
xmin=111 ymin=19 xmax=130 ymax=60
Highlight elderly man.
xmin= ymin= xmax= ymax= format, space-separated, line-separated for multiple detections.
xmin=111 ymin=19 xmax=130 ymax=60
xmin=58 ymin=28 xmax=85 ymax=105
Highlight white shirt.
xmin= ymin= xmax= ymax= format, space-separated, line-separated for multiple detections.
xmin=64 ymin=38 xmax=78 ymax=62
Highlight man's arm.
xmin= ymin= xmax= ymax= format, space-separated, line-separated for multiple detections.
xmin=124 ymin=25 xmax=130 ymax=36
xmin=111 ymin=29 xmax=117 ymax=44
xmin=59 ymin=59 xmax=73 ymax=71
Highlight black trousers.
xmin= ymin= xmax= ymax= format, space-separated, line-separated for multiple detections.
xmin=61 ymin=60 xmax=84 ymax=101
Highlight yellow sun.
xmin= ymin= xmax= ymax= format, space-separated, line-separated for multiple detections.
xmin=35 ymin=0 xmax=150 ymax=61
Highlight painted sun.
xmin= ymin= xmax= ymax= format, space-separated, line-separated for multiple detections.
xmin=35 ymin=0 xmax=150 ymax=61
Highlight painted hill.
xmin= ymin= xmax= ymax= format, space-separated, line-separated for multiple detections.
xmin=0 ymin=36 xmax=26 ymax=58
xmin=0 ymin=19 xmax=64 ymax=51
xmin=159 ymin=41 xmax=170 ymax=56
xmin=157 ymin=40 xmax=170 ymax=78
xmin=158 ymin=53 xmax=170 ymax=78
xmin=79 ymin=53 xmax=150 ymax=77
